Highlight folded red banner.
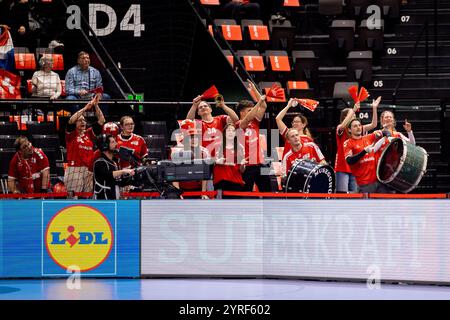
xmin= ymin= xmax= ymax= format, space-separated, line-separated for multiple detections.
xmin=297 ymin=98 xmax=319 ymax=112
xmin=88 ymin=86 xmax=104 ymax=94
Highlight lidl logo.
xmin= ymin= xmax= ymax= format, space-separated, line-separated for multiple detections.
xmin=44 ymin=204 xmax=114 ymax=273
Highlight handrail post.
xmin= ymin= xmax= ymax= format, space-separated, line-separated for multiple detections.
xmin=435 ymin=0 xmax=438 ymax=55
xmin=425 ymin=21 xmax=429 ymax=77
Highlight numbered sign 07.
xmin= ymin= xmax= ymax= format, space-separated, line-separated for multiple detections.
xmin=66 ymin=3 xmax=145 ymax=37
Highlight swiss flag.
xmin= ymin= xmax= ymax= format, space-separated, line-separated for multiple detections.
xmin=0 ymin=68 xmax=21 ymax=99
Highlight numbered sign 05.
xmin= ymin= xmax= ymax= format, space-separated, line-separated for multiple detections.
xmin=66 ymin=4 xmax=145 ymax=37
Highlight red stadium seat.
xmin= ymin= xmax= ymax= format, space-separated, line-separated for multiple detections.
xmin=221 ymin=25 xmax=242 ymax=41
xmin=214 ymin=19 xmax=242 ymax=42
xmin=237 ymin=50 xmax=265 ymax=72
xmin=265 ymin=50 xmax=291 ymax=72
xmin=284 ymin=0 xmax=301 ymax=7
xmin=286 ymin=80 xmax=315 ymax=99
xmin=287 ymin=81 xmax=309 ymax=90
xmin=243 ymin=21 xmax=270 ymax=41
xmin=222 ymin=50 xmax=234 ymax=67
xmin=14 ymin=53 xmax=36 ymax=70
xmin=49 ymin=54 xmax=64 ymax=71
xmin=200 ymin=0 xmax=220 ymax=5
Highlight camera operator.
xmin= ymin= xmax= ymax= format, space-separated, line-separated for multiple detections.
xmin=93 ymin=134 xmax=135 ymax=199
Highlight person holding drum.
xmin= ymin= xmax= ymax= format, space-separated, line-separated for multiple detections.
xmin=282 ymin=128 xmax=326 ymax=176
xmin=335 ymin=97 xmax=381 ymax=193
xmin=276 ymin=98 xmax=314 ymax=159
xmin=377 ymin=110 xmax=416 ymax=151
xmin=344 ymin=118 xmax=388 ymax=193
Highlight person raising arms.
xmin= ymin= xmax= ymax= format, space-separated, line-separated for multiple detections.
xmin=276 ymin=98 xmax=314 ymax=159
xmin=335 ymin=96 xmax=381 ymax=193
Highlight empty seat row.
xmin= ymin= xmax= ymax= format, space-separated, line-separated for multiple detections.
xmin=0 ymin=121 xmax=55 ymax=135
xmin=319 ymin=0 xmax=400 ymax=19
xmin=330 ymin=19 xmax=385 ymax=52
xmin=224 ymin=49 xmax=373 ymax=82
xmin=206 ymin=18 xmax=296 ymax=52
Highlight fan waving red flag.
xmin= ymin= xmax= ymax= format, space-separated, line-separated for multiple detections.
xmin=0 ymin=68 xmax=21 ymax=99
xmin=297 ymin=98 xmax=319 ymax=112
xmin=201 ymin=85 xmax=219 ymax=99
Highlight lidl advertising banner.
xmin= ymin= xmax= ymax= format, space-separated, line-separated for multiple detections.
xmin=0 ymin=200 xmax=139 ymax=278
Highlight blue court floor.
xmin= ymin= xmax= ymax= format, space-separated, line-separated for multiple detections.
xmin=0 ymin=278 xmax=449 ymax=300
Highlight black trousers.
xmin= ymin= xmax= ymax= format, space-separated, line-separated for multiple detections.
xmin=214 ymin=180 xmax=244 ymax=199
xmin=242 ymin=165 xmax=272 ymax=192
xmin=222 ymin=2 xmax=261 ymax=20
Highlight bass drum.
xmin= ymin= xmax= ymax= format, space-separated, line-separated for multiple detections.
xmin=377 ymin=137 xmax=428 ymax=193
xmin=284 ymin=159 xmax=335 ymax=193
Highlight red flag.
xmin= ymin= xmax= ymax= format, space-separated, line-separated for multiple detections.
xmin=358 ymin=87 xmax=369 ymax=103
xmin=0 ymin=69 xmax=21 ymax=99
xmin=297 ymin=98 xmax=319 ymax=112
xmin=347 ymin=85 xmax=370 ymax=103
xmin=265 ymin=83 xmax=286 ymax=102
xmin=201 ymin=85 xmax=219 ymax=99
xmin=348 ymin=85 xmax=359 ymax=103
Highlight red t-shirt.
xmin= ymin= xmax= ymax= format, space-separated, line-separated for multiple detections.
xmin=237 ymin=118 xmax=264 ymax=166
xmin=66 ymin=127 xmax=96 ymax=169
xmin=282 ymin=142 xmax=325 ymax=175
xmin=117 ymin=133 xmax=148 ymax=169
xmin=344 ymin=133 xmax=378 ymax=186
xmin=335 ymin=128 xmax=352 ymax=173
xmin=201 ymin=115 xmax=229 ymax=157
xmin=280 ymin=127 xmax=314 ymax=159
xmin=213 ymin=144 xmax=245 ymax=186
xmin=8 ymin=147 xmax=49 ymax=193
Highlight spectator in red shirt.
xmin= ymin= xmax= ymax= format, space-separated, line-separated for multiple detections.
xmin=116 ymin=116 xmax=148 ymax=169
xmin=236 ymin=90 xmax=271 ymax=192
xmin=344 ymin=119 xmax=386 ymax=193
xmin=8 ymin=136 xmax=50 ymax=194
xmin=276 ymin=98 xmax=314 ymax=160
xmin=281 ymin=128 xmax=326 ymax=176
xmin=64 ymin=94 xmax=105 ymax=195
xmin=213 ymin=123 xmax=245 ymax=198
xmin=335 ymin=97 xmax=380 ymax=193
xmin=376 ymin=110 xmax=416 ymax=154
xmin=186 ymin=94 xmax=239 ymax=157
